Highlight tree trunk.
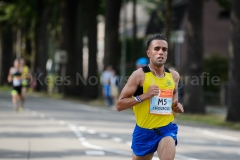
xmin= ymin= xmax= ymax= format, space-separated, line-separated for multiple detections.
xmin=183 ymin=0 xmax=205 ymax=113
xmin=226 ymin=0 xmax=240 ymax=122
xmin=85 ymin=0 xmax=99 ymax=99
xmin=104 ymin=0 xmax=122 ymax=69
xmin=59 ymin=0 xmax=79 ymax=95
xmin=165 ymin=0 xmax=174 ymax=66
xmin=1 ymin=26 xmax=14 ymax=85
xmin=35 ymin=0 xmax=50 ymax=91
xmin=0 ymin=30 xmax=2 ymax=85
xmin=74 ymin=0 xmax=85 ymax=95
xmin=131 ymin=0 xmax=137 ymax=68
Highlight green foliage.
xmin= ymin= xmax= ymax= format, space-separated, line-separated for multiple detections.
xmin=0 ymin=1 xmax=38 ymax=28
xmin=0 ymin=0 xmax=57 ymax=29
xmin=98 ymin=0 xmax=106 ymax=15
xmin=125 ymin=37 xmax=145 ymax=62
xmin=118 ymin=37 xmax=146 ymax=75
xmin=0 ymin=4 xmax=15 ymax=21
xmin=203 ymin=54 xmax=228 ymax=92
xmin=138 ymin=0 xmax=165 ymax=14
xmin=215 ymin=0 xmax=231 ymax=11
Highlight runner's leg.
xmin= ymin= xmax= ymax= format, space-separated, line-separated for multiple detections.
xmin=11 ymin=91 xmax=19 ymax=111
xmin=132 ymin=152 xmax=154 ymax=160
xmin=20 ymin=87 xmax=26 ymax=109
xmin=157 ymin=136 xmax=176 ymax=160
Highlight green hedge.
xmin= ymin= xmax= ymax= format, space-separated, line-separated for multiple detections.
xmin=203 ymin=54 xmax=228 ymax=92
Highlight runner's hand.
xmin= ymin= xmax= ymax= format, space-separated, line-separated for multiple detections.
xmin=147 ymin=85 xmax=160 ymax=98
xmin=172 ymin=100 xmax=184 ymax=113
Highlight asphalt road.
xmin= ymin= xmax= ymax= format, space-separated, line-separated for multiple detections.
xmin=0 ymin=91 xmax=240 ymax=160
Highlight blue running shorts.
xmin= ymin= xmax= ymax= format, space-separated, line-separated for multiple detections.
xmin=131 ymin=122 xmax=178 ymax=156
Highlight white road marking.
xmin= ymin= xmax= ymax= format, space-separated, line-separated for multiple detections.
xmin=59 ymin=121 xmax=66 ymax=125
xmin=78 ymin=126 xmax=87 ymax=131
xmin=74 ymin=132 xmax=83 ymax=138
xmin=112 ymin=137 xmax=123 ymax=142
xmin=87 ymin=129 xmax=96 ymax=134
xmin=182 ymin=139 xmax=208 ymax=144
xmin=201 ymin=130 xmax=240 ymax=142
xmin=2 ymin=100 xmax=225 ymax=160
xmin=82 ymin=140 xmax=200 ymax=160
xmin=126 ymin=141 xmax=132 ymax=146
xmin=67 ymin=124 xmax=199 ymax=160
xmin=68 ymin=124 xmax=76 ymax=130
xmin=181 ymin=126 xmax=240 ymax=142
xmin=15 ymin=106 xmax=237 ymax=160
xmin=78 ymin=137 xmax=86 ymax=142
xmin=81 ymin=141 xmax=103 ymax=150
xmin=85 ymin=150 xmax=105 ymax=156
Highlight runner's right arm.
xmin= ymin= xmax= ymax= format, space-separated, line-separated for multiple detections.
xmin=7 ymin=68 xmax=12 ymax=83
xmin=116 ymin=69 xmax=159 ymax=111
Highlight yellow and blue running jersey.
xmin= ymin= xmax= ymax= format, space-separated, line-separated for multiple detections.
xmin=133 ymin=66 xmax=176 ymax=129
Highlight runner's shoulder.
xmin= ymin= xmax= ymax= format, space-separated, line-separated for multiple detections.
xmin=9 ymin=67 xmax=14 ymax=73
xmin=169 ymin=69 xmax=180 ymax=80
xmin=132 ymin=68 xmax=145 ymax=78
xmin=128 ymin=68 xmax=144 ymax=85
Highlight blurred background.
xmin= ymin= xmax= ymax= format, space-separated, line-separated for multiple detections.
xmin=0 ymin=1 xmax=240 ymax=160
xmin=0 ymin=0 xmax=239 ymax=123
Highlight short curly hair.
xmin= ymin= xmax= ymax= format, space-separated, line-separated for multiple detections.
xmin=146 ymin=34 xmax=167 ymax=49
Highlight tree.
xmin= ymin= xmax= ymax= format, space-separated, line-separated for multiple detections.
xmin=131 ymin=0 xmax=137 ymax=68
xmin=85 ymin=0 xmax=99 ymax=98
xmin=104 ymin=0 xmax=122 ymax=69
xmin=72 ymin=0 xmax=85 ymax=96
xmin=165 ymin=0 xmax=173 ymax=66
xmin=1 ymin=25 xmax=14 ymax=85
xmin=34 ymin=0 xmax=51 ymax=91
xmin=0 ymin=0 xmax=36 ymax=85
xmin=59 ymin=0 xmax=80 ymax=96
xmin=226 ymin=0 xmax=240 ymax=122
xmin=183 ymin=0 xmax=205 ymax=113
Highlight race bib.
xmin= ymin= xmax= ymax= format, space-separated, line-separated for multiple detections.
xmin=13 ymin=78 xmax=21 ymax=86
xmin=149 ymin=90 xmax=173 ymax=115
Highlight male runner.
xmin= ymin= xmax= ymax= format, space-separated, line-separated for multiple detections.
xmin=116 ymin=34 xmax=184 ymax=160
xmin=8 ymin=59 xmax=22 ymax=112
xmin=19 ymin=58 xmax=30 ymax=111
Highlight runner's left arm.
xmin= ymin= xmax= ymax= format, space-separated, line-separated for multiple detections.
xmin=172 ymin=72 xmax=179 ymax=104
xmin=170 ymin=70 xmax=184 ymax=113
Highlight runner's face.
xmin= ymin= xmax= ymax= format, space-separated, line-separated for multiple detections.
xmin=20 ymin=59 xmax=25 ymax=66
xmin=147 ymin=40 xmax=168 ymax=67
xmin=14 ymin=60 xmax=19 ymax=68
